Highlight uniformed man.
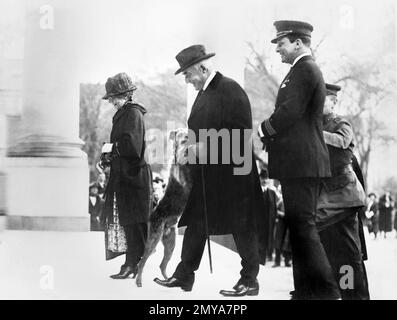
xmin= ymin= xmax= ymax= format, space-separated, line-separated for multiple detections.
xmin=259 ymin=20 xmax=340 ymax=300
xmin=316 ymin=83 xmax=370 ymax=300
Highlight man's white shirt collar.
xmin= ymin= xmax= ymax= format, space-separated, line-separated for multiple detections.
xmin=203 ymin=71 xmax=217 ymax=91
xmin=292 ymin=52 xmax=311 ymax=67
xmin=89 ymin=196 xmax=97 ymax=205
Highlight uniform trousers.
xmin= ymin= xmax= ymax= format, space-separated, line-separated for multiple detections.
xmin=319 ymin=211 xmax=370 ymax=300
xmin=280 ymin=178 xmax=341 ymax=299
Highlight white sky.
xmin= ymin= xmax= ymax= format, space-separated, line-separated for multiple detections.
xmin=0 ymin=0 xmax=396 ymax=190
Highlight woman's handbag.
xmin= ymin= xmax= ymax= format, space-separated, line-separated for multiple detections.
xmin=106 ymin=193 xmax=127 ymax=253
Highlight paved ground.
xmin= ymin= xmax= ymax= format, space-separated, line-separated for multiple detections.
xmin=0 ymin=229 xmax=396 ymax=300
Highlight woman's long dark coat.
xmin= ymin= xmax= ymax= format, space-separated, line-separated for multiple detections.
xmin=378 ymin=195 xmax=393 ymax=232
xmin=179 ymin=72 xmax=266 ymax=239
xmin=104 ymin=102 xmax=152 ymax=227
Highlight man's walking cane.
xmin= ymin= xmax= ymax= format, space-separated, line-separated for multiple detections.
xmin=201 ymin=164 xmax=213 ymax=274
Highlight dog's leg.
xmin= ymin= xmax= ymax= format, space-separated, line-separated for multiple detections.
xmin=136 ymin=222 xmax=164 ymax=287
xmin=160 ymin=224 xmax=177 ymax=280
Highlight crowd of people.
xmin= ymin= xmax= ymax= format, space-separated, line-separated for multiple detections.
xmin=364 ymin=191 xmax=397 ymax=239
xmin=83 ymin=19 xmax=397 ymax=300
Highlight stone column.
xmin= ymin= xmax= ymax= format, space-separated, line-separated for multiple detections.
xmin=6 ymin=0 xmax=89 ymax=231
xmin=0 ymin=115 xmax=7 ymax=232
xmin=0 ymin=56 xmax=23 ymax=232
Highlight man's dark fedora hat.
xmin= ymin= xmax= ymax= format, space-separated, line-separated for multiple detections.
xmin=102 ymin=72 xmax=137 ymax=100
xmin=325 ymin=83 xmax=342 ymax=96
xmin=174 ymin=45 xmax=215 ymax=75
xmin=271 ymin=20 xmax=314 ymax=44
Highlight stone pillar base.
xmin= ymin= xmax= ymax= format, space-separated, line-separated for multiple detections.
xmin=0 ymin=215 xmax=6 ymax=232
xmin=6 ymin=216 xmax=89 ymax=231
xmin=6 ymin=156 xmax=89 ymax=231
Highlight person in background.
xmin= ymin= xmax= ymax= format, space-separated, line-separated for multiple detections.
xmin=259 ymin=169 xmax=277 ymax=264
xmin=378 ymin=191 xmax=394 ymax=238
xmin=273 ymin=188 xmax=292 ymax=268
xmin=316 ymin=83 xmax=369 ymax=300
xmin=394 ymin=197 xmax=397 ymax=238
xmin=152 ymin=174 xmax=165 ymax=207
xmin=365 ymin=193 xmax=379 ymax=239
xmin=88 ymin=183 xmax=104 ymax=231
xmin=96 ymin=172 xmax=107 ymax=199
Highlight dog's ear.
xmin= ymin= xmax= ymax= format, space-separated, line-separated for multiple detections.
xmin=169 ymin=130 xmax=177 ymax=141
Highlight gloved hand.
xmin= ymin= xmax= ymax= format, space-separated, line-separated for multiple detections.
xmin=101 ymin=143 xmax=113 ymax=153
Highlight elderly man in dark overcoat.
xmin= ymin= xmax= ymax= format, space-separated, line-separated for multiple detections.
xmin=316 ymin=83 xmax=370 ymax=300
xmin=155 ymin=45 xmax=266 ymax=296
xmin=259 ymin=21 xmax=340 ymax=299
xmin=100 ymin=73 xmax=152 ymax=279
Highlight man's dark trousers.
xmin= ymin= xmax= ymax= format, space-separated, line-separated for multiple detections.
xmin=281 ymin=178 xmax=340 ymax=299
xmin=319 ymin=212 xmax=370 ymax=300
xmin=173 ymin=223 xmax=260 ymax=286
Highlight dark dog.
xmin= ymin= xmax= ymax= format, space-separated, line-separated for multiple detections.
xmin=136 ymin=128 xmax=192 ymax=287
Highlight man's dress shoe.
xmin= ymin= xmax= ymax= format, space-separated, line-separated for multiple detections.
xmin=233 ymin=279 xmax=258 ymax=290
xmin=289 ymin=290 xmax=309 ymax=300
xmin=110 ymin=265 xmax=137 ymax=279
xmin=219 ymin=283 xmax=259 ymax=297
xmin=153 ymin=277 xmax=193 ymax=292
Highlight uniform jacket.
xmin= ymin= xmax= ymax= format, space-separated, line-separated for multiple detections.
xmin=179 ymin=72 xmax=266 ymax=237
xmin=261 ymin=55 xmax=331 ymax=179
xmin=316 ymin=115 xmax=366 ymax=226
xmin=104 ymin=101 xmax=152 ymax=226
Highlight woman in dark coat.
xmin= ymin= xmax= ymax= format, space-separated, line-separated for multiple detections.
xmin=99 ymin=73 xmax=152 ymax=279
xmin=378 ymin=192 xmax=394 ymax=238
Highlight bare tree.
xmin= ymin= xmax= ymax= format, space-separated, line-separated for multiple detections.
xmin=79 ymin=83 xmax=108 ymax=181
xmin=245 ymin=42 xmax=279 ymax=103
xmin=334 ymin=58 xmax=396 ymax=188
